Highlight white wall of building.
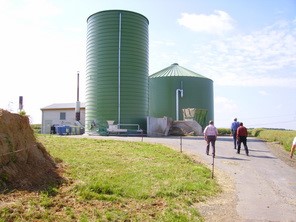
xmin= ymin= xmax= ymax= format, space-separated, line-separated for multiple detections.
xmin=41 ymin=108 xmax=85 ymax=134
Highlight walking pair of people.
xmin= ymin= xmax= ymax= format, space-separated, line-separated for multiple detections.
xmin=231 ymin=118 xmax=249 ymax=156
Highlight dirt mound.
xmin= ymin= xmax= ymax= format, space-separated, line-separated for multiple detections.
xmin=0 ymin=109 xmax=63 ymax=191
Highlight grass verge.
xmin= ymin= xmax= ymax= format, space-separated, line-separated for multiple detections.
xmin=251 ymin=129 xmax=296 ymax=152
xmin=0 ymin=135 xmax=220 ymax=221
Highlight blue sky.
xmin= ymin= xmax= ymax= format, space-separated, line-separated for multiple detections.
xmin=0 ymin=0 xmax=295 ymax=130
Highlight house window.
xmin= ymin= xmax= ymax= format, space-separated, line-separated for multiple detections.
xmin=60 ymin=112 xmax=66 ymax=120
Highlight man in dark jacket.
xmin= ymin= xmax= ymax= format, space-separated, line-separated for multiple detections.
xmin=236 ymin=122 xmax=249 ymax=156
xmin=230 ymin=118 xmax=240 ymax=149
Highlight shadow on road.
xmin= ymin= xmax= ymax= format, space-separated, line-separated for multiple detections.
xmin=248 ymin=155 xmax=277 ymax=159
xmin=215 ymin=156 xmax=250 ymax=161
xmin=247 ymin=148 xmax=277 ymax=159
xmin=248 ymin=149 xmax=270 ymax=153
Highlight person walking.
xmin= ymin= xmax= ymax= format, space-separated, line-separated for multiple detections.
xmin=203 ymin=120 xmax=218 ymax=158
xmin=290 ymin=137 xmax=296 ymax=159
xmin=236 ymin=122 xmax=249 ymax=156
xmin=231 ymin=118 xmax=240 ymax=149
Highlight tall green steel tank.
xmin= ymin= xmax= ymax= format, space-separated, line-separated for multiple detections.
xmin=149 ymin=63 xmax=214 ymax=128
xmin=86 ymin=10 xmax=149 ymax=132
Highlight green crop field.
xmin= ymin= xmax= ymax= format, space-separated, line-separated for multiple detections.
xmin=251 ymin=129 xmax=296 ymax=152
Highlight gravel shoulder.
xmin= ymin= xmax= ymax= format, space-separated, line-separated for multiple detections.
xmin=267 ymin=141 xmax=296 ymax=169
xmin=195 ymin=162 xmax=240 ymax=221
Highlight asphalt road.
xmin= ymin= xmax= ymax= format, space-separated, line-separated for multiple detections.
xmin=81 ymin=135 xmax=296 ymax=221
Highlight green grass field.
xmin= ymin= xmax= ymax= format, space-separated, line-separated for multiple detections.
xmin=251 ymin=129 xmax=296 ymax=152
xmin=0 ymin=135 xmax=220 ymax=222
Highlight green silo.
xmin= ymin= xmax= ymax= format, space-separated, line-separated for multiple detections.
xmin=149 ymin=63 xmax=214 ymax=128
xmin=86 ymin=10 xmax=149 ymax=132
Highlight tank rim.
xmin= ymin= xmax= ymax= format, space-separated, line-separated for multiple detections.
xmin=87 ymin=10 xmax=149 ymax=24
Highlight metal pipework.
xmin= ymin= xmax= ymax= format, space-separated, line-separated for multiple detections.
xmin=118 ymin=12 xmax=122 ymax=126
xmin=176 ymin=88 xmax=184 ymax=121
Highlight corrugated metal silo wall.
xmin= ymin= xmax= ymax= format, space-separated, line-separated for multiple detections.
xmin=149 ymin=76 xmax=214 ymax=127
xmin=86 ymin=10 xmax=149 ymax=131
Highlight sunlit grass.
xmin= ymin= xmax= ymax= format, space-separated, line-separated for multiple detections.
xmin=252 ymin=129 xmax=296 ymax=151
xmin=0 ymin=135 xmax=220 ymax=221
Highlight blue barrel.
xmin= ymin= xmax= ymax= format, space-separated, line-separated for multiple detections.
xmin=57 ymin=126 xmax=66 ymax=135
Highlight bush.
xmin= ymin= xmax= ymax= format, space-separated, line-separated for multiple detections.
xmin=218 ymin=128 xmax=231 ymax=135
xmin=251 ymin=128 xmax=264 ymax=137
xmin=31 ymin=124 xmax=41 ymax=134
xmin=218 ymin=128 xmax=252 ymax=136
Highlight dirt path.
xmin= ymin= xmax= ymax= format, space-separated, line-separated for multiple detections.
xmin=84 ymin=135 xmax=296 ymax=222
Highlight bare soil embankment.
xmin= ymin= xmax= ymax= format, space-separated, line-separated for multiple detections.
xmin=0 ymin=109 xmax=63 ymax=191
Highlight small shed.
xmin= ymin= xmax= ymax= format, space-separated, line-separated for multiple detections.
xmin=41 ymin=103 xmax=85 ymax=134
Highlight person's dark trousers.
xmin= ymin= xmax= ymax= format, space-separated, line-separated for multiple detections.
xmin=206 ymin=135 xmax=216 ymax=157
xmin=237 ymin=136 xmax=249 ymax=155
xmin=232 ymin=130 xmax=237 ymax=149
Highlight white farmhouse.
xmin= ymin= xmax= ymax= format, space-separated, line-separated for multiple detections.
xmin=41 ymin=103 xmax=85 ymax=134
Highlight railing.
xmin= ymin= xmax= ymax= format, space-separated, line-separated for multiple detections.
xmin=106 ymin=123 xmax=143 ymax=137
xmin=117 ymin=124 xmax=142 ymax=131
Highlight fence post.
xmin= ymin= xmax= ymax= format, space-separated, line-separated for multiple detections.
xmin=180 ymin=136 xmax=183 ymax=153
xmin=211 ymin=155 xmax=215 ymax=179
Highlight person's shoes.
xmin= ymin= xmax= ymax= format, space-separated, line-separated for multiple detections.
xmin=246 ymin=153 xmax=249 ymax=156
xmin=237 ymin=152 xmax=240 ymax=154
xmin=234 ymin=147 xmax=236 ymax=149
xmin=206 ymin=152 xmax=209 ymax=155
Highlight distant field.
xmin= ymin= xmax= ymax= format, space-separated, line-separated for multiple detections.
xmin=251 ymin=129 xmax=296 ymax=152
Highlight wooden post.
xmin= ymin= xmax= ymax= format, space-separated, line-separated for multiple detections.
xmin=211 ymin=155 xmax=215 ymax=179
xmin=180 ymin=136 xmax=183 ymax=153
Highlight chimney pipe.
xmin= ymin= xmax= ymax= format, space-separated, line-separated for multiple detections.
xmin=19 ymin=96 xmax=23 ymax=111
xmin=75 ymin=71 xmax=80 ymax=121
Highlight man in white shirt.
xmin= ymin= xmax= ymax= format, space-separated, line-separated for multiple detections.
xmin=203 ymin=120 xmax=218 ymax=158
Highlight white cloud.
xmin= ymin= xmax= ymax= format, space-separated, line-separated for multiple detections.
xmin=150 ymin=39 xmax=190 ymax=74
xmin=16 ymin=0 xmax=60 ymax=19
xmin=214 ymin=96 xmax=238 ymax=114
xmin=152 ymin=40 xmax=176 ymax=46
xmin=275 ymin=104 xmax=283 ymax=110
xmin=258 ymin=90 xmax=269 ymax=96
xmin=214 ymin=96 xmax=239 ymax=128
xmin=177 ymin=10 xmax=234 ymax=35
xmin=192 ymin=19 xmax=296 ymax=87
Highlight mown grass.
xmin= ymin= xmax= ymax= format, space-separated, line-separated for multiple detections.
xmin=0 ymin=135 xmax=220 ymax=222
